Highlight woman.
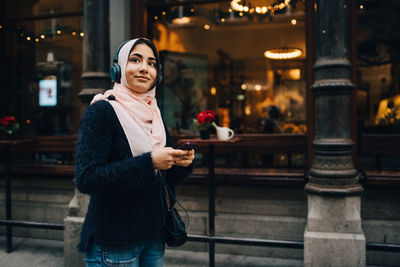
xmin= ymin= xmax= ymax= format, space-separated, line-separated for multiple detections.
xmin=75 ymin=38 xmax=195 ymax=267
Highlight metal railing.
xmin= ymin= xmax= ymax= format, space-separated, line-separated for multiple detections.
xmin=180 ymin=141 xmax=400 ymax=267
xmin=1 ymin=138 xmax=400 ymax=265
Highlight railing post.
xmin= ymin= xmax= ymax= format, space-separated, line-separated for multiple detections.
xmin=208 ymin=144 xmax=215 ymax=267
xmin=5 ymin=145 xmax=12 ymax=252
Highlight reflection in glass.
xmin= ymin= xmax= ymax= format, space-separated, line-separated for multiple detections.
xmin=151 ymin=1 xmax=307 ymax=135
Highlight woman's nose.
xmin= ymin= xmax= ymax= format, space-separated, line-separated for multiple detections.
xmin=139 ymin=62 xmax=148 ymax=73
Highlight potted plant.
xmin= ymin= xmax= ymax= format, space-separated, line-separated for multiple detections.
xmin=194 ymin=110 xmax=215 ymax=139
xmin=0 ymin=116 xmax=20 ymax=140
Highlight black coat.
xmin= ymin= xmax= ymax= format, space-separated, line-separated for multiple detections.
xmin=75 ymin=100 xmax=193 ymax=252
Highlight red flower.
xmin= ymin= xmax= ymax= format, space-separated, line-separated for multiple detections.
xmin=196 ymin=110 xmax=215 ymax=126
xmin=0 ymin=116 xmax=16 ymax=126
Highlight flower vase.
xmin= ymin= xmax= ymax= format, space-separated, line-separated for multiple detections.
xmin=199 ymin=130 xmax=210 ymax=140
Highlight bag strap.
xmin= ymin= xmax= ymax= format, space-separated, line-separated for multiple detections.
xmin=158 ymin=170 xmax=190 ymax=232
xmin=161 ymin=171 xmax=172 ymax=212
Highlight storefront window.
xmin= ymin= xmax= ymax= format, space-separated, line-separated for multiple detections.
xmin=0 ymin=0 xmax=83 ymax=136
xmin=356 ymin=0 xmax=400 ymax=171
xmin=150 ymin=0 xmax=307 ymax=136
xmin=356 ymin=0 xmax=400 ymax=134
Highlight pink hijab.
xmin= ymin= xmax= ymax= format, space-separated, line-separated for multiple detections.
xmin=91 ymin=39 xmax=166 ymax=151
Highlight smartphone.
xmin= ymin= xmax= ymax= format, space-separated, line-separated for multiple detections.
xmin=177 ymin=141 xmax=194 ymax=150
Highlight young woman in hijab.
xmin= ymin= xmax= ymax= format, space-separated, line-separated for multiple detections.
xmin=75 ymin=38 xmax=195 ymax=267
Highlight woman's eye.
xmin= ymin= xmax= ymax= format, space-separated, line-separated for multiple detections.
xmin=149 ymin=62 xmax=156 ymax=67
xmin=130 ymin=58 xmax=139 ymax=63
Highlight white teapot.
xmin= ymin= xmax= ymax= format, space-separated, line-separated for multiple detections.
xmin=212 ymin=122 xmax=234 ymax=141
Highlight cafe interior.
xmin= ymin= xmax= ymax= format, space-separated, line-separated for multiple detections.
xmin=0 ymin=0 xmax=399 ymax=172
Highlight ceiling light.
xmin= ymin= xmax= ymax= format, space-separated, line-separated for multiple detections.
xmin=264 ymin=48 xmax=302 ymax=60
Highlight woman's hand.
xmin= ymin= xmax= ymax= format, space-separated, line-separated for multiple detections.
xmin=174 ymin=149 xmax=195 ymax=167
xmin=151 ymin=147 xmax=194 ymax=170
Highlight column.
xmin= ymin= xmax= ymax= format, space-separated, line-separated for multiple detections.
xmin=78 ymin=0 xmax=110 ymax=110
xmin=64 ymin=1 xmax=109 ymax=266
xmin=304 ymin=0 xmax=366 ymax=266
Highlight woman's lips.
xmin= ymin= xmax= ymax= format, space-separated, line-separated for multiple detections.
xmin=135 ymin=76 xmax=150 ymax=82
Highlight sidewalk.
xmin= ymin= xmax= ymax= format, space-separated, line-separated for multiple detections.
xmin=0 ymin=236 xmax=305 ymax=267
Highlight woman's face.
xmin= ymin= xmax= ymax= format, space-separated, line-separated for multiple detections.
xmin=125 ymin=43 xmax=157 ymax=93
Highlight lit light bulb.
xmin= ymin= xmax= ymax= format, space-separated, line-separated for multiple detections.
xmin=210 ymin=86 xmax=216 ymax=95
xmin=40 ymin=34 xmax=45 ymax=39
xmin=291 ymin=19 xmax=297 ymax=25
xmin=262 ymin=6 xmax=267 ymax=13
xmin=80 ymin=32 xmax=85 ymax=37
xmin=204 ymin=24 xmax=210 ymax=30
xmin=57 ymin=30 xmax=61 ymax=34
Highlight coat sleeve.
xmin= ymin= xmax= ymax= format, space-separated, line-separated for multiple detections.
xmin=74 ymin=101 xmax=156 ymax=194
xmin=165 ymin=163 xmax=194 ymax=187
xmin=162 ymin=125 xmax=194 ymax=187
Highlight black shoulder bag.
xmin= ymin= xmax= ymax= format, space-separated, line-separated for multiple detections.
xmin=159 ymin=170 xmax=189 ymax=247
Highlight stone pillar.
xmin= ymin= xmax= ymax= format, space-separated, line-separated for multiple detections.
xmin=64 ymin=0 xmax=109 ymax=266
xmin=304 ymin=0 xmax=366 ymax=266
xmin=78 ymin=0 xmax=111 ymax=111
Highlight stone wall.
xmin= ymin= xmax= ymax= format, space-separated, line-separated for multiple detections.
xmin=0 ymin=177 xmax=399 ymax=265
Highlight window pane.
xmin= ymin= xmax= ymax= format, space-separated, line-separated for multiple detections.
xmin=1 ymin=0 xmax=83 ymax=135
xmin=357 ymin=0 xmax=400 ymax=134
xmin=357 ymin=0 xmax=400 ymax=171
xmin=151 ymin=1 xmax=307 ymax=135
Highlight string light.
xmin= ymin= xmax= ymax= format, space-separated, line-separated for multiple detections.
xmin=360 ymin=5 xmax=364 ymax=10
xmin=3 ymin=23 xmax=84 ymax=43
xmin=231 ymin=0 xmax=291 ymax=14
xmin=291 ymin=19 xmax=297 ymax=25
xmin=154 ymin=16 xmax=158 ymax=20
xmin=204 ymin=24 xmax=210 ymax=30
xmin=162 ymin=11 xmax=166 ymax=15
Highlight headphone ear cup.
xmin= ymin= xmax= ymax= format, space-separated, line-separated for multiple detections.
xmin=110 ymin=63 xmax=121 ymax=83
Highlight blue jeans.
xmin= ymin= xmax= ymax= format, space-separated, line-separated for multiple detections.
xmin=85 ymin=238 xmax=165 ymax=267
